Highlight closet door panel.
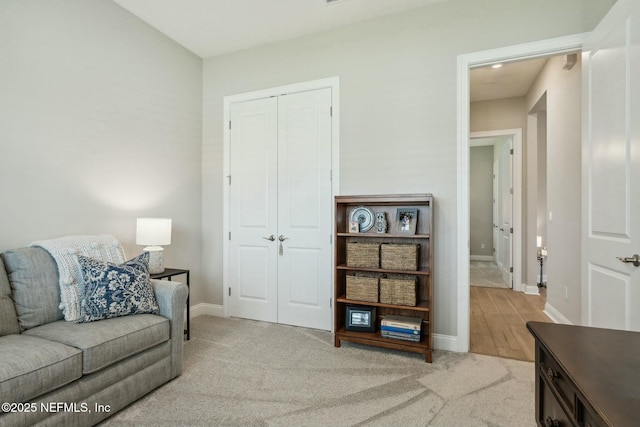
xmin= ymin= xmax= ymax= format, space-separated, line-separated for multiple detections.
xmin=277 ymin=88 xmax=333 ymax=330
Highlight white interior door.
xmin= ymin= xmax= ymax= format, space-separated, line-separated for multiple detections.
xmin=583 ymin=0 xmax=640 ymax=331
xmin=493 ymin=159 xmax=499 ymax=263
xmin=229 ymin=98 xmax=279 ymax=323
xmin=500 ymin=139 xmax=513 ymax=286
xmin=229 ymin=88 xmax=333 ymax=331
xmin=277 ymin=89 xmax=332 ymax=330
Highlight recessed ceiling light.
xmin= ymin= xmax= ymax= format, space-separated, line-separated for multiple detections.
xmin=492 ymin=63 xmax=503 ymax=69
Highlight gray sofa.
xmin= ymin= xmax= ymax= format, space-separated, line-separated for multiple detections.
xmin=0 ymin=246 xmax=189 ymax=427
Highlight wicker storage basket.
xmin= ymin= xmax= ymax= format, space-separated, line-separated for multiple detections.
xmin=346 ymin=242 xmax=380 ymax=268
xmin=380 ymin=275 xmax=417 ymax=306
xmin=346 ymin=273 xmax=379 ymax=302
xmin=380 ymin=243 xmax=419 ymax=271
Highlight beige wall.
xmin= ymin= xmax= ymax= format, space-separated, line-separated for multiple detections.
xmin=203 ymin=0 xmax=614 ymax=338
xmin=0 ymin=0 xmax=203 ymax=300
xmin=470 ymin=97 xmax=528 ymax=134
xmin=526 ymin=55 xmax=583 ymax=323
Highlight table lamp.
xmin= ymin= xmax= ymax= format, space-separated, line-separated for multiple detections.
xmin=136 ymin=218 xmax=172 ymax=274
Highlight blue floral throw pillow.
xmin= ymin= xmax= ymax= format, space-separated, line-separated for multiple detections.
xmin=77 ymin=252 xmax=159 ymax=322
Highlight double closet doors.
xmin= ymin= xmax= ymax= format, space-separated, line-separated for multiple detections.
xmin=228 ymin=88 xmax=333 ymax=331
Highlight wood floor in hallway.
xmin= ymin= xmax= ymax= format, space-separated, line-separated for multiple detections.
xmin=470 ymin=286 xmax=550 ymax=362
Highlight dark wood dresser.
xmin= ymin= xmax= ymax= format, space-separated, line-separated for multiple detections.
xmin=527 ymin=321 xmax=640 ymax=427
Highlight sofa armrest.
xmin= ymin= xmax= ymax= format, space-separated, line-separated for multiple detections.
xmin=151 ymin=279 xmax=188 ymax=378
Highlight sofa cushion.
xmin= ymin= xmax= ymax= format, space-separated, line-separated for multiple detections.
xmin=23 ymin=314 xmax=170 ymax=374
xmin=1 ymin=247 xmax=63 ymax=331
xmin=0 ymin=334 xmax=82 ymax=403
xmin=77 ymin=252 xmax=159 ymax=323
xmin=0 ymin=261 xmax=20 ymax=336
xmin=31 ymin=235 xmax=126 ymax=322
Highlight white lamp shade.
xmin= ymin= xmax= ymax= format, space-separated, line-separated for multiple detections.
xmin=136 ymin=218 xmax=172 ymax=246
xmin=537 ymin=236 xmax=542 ymax=248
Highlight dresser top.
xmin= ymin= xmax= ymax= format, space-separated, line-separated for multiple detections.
xmin=527 ymin=321 xmax=640 ymax=427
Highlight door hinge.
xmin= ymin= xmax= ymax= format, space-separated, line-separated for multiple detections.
xmin=510 ymin=227 xmax=513 ymax=233
xmin=229 ymin=232 xmax=231 ymax=240
xmin=510 ymin=188 xmax=513 ymax=194
xmin=229 ymin=121 xmax=232 ymax=130
xmin=510 ymin=267 xmax=513 ymax=273
xmin=228 ymin=287 xmax=231 ymax=296
xmin=330 ymin=298 xmax=332 ymax=308
xmin=510 ymin=148 xmax=514 ymax=155
xmin=227 ymin=175 xmax=231 ymax=185
xmin=330 ymin=106 xmax=333 ymax=117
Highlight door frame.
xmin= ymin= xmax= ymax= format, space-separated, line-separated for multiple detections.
xmin=222 ymin=77 xmax=341 ymax=320
xmin=456 ymin=34 xmax=588 ymax=352
xmin=470 ymin=130 xmax=522 ymax=290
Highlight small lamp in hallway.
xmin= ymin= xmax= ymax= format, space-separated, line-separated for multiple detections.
xmin=537 ymin=236 xmax=546 ymax=288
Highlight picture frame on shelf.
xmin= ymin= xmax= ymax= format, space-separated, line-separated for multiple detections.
xmin=395 ymin=208 xmax=418 ymax=234
xmin=345 ymin=305 xmax=377 ymax=332
xmin=349 ymin=221 xmax=360 ymax=233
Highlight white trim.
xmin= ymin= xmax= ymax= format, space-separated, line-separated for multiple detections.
xmin=191 ymin=303 xmax=226 ymax=319
xmin=470 ymin=255 xmax=494 ymax=261
xmin=222 ymin=77 xmax=340 ymax=322
xmin=544 ymin=303 xmax=573 ymax=325
xmin=433 ymin=334 xmax=458 ymax=352
xmin=524 ymin=284 xmax=541 ymax=295
xmin=457 ymin=33 xmax=589 ymax=353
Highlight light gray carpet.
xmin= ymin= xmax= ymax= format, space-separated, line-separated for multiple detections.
xmin=101 ymin=316 xmax=536 ymax=427
xmin=470 ymin=261 xmax=509 ymax=289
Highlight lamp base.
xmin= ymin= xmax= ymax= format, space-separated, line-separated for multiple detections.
xmin=143 ymin=246 xmax=165 ymax=274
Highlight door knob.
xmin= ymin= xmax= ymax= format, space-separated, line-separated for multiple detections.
xmin=262 ymin=235 xmax=275 ymax=241
xmin=617 ymin=254 xmax=640 ymax=267
xmin=278 ymin=235 xmax=289 ymax=242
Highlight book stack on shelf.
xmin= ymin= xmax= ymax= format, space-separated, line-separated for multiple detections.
xmin=380 ymin=315 xmax=421 ymax=342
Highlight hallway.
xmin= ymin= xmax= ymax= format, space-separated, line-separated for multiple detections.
xmin=470 ymin=286 xmax=550 ymax=362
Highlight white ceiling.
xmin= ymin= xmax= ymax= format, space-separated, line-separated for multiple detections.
xmin=470 ymin=58 xmax=549 ymax=102
xmin=113 ymin=0 xmax=448 ymax=58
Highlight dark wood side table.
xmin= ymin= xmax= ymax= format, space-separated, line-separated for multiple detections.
xmin=150 ymin=268 xmax=190 ymax=340
xmin=527 ymin=321 xmax=640 ymax=427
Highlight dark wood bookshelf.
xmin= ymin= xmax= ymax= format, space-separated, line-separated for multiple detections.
xmin=333 ymin=194 xmax=434 ymax=362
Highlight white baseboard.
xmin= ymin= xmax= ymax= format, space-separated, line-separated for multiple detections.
xmin=433 ymin=333 xmax=459 ymax=352
xmin=524 ymin=284 xmax=540 ymax=295
xmin=190 ymin=303 xmax=225 ymax=319
xmin=543 ymin=303 xmax=572 ymax=325
xmin=470 ymin=255 xmax=494 ymax=261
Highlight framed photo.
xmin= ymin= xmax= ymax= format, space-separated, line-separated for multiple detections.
xmin=345 ymin=305 xmax=377 ymax=332
xmin=349 ymin=221 xmax=360 ymax=233
xmin=395 ymin=208 xmax=418 ymax=234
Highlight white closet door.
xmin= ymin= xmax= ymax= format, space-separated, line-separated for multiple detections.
xmin=228 ymin=97 xmax=278 ymax=323
xmin=277 ymin=88 xmax=332 ymax=330
xmin=500 ymin=138 xmax=513 ymax=286
xmin=228 ymin=88 xmax=333 ymax=331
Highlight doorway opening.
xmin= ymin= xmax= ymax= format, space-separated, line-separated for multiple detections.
xmin=469 ymin=131 xmax=520 ymax=291
xmin=457 ymin=34 xmax=586 ymax=354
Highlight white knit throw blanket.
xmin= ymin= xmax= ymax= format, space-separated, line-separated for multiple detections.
xmin=30 ymin=235 xmax=126 ymax=322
